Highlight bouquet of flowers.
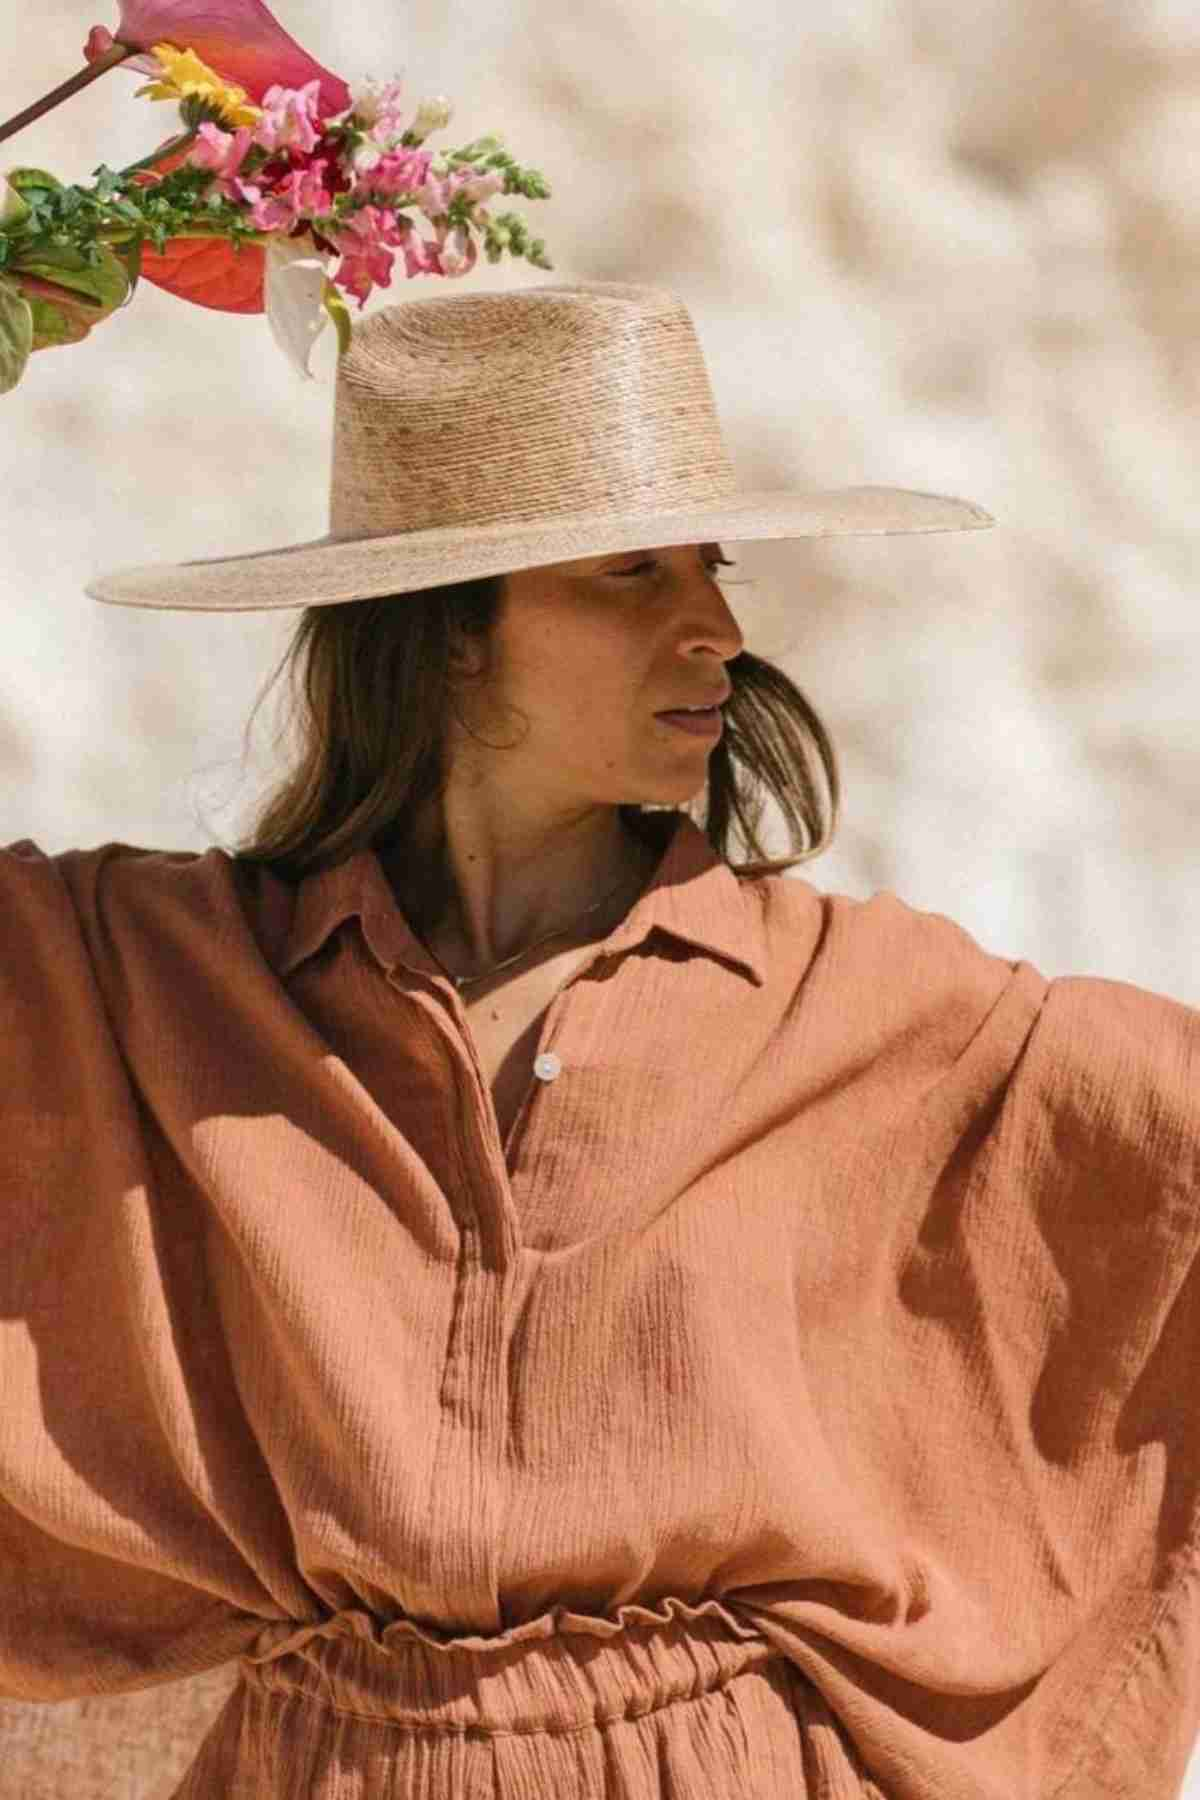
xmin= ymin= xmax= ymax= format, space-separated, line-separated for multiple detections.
xmin=0 ymin=1 xmax=553 ymax=393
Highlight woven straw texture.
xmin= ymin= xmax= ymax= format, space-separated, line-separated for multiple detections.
xmin=83 ymin=283 xmax=993 ymax=613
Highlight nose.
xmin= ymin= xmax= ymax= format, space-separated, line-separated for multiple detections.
xmin=679 ymin=581 xmax=744 ymax=662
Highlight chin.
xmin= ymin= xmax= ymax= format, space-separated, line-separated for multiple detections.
xmin=627 ymin=780 xmax=708 ymax=809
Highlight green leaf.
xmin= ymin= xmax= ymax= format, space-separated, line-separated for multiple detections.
xmin=10 ymin=239 xmax=130 ymax=313
xmin=23 ymin=290 xmax=94 ymax=349
xmin=0 ymin=274 xmax=33 ymax=393
xmin=110 ymin=234 xmax=143 ymax=301
xmin=5 ymin=168 xmax=65 ymax=221
xmin=5 ymin=237 xmax=132 ymax=354
xmin=7 ymin=167 xmax=65 ymax=196
xmin=0 ymin=175 xmax=32 ymax=233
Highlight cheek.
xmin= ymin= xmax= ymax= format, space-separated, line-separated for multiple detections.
xmin=548 ymin=651 xmax=636 ymax=716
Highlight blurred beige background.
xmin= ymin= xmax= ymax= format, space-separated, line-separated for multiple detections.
xmin=1 ymin=0 xmax=1199 ymax=1793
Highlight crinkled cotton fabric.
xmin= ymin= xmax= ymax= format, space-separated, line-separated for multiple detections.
xmin=1 ymin=811 xmax=1198 ymax=1799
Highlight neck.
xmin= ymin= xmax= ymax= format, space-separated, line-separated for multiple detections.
xmin=385 ymin=807 xmax=666 ymax=976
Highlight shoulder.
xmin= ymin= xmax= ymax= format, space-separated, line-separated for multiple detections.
xmin=755 ymin=866 xmax=1027 ymax=998
xmin=1 ymin=835 xmax=231 ymax=912
xmin=0 ymin=838 xmax=293 ymax=970
xmin=761 ymin=868 xmax=1200 ymax=1134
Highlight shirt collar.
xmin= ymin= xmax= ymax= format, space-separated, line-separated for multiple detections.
xmin=275 ymin=812 xmax=767 ymax=988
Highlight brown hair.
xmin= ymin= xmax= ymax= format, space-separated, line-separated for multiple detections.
xmin=212 ymin=570 xmax=841 ymax=883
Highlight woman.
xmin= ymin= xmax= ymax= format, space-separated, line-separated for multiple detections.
xmin=3 ymin=282 xmax=1197 ymax=1799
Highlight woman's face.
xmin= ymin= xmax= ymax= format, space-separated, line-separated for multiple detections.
xmin=448 ymin=541 xmax=745 ymax=810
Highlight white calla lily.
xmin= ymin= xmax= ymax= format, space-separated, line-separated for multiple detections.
xmin=264 ymin=232 xmax=333 ymax=381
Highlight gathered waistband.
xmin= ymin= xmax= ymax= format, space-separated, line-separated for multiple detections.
xmin=171 ymin=1600 xmax=822 ymax=1797
xmin=240 ymin=1599 xmax=782 ymax=1741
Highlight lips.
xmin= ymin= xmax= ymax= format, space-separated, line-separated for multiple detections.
xmin=655 ymin=693 xmax=731 ymax=715
xmin=656 ymin=706 xmax=725 ymax=738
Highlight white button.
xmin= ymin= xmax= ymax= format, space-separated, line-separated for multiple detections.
xmin=533 ymin=1052 xmax=562 ymax=1082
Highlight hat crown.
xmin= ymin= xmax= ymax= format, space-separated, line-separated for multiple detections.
xmin=328 ymin=281 xmax=739 ymax=542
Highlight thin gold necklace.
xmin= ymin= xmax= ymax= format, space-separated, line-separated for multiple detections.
xmin=420 ymin=862 xmax=647 ymax=993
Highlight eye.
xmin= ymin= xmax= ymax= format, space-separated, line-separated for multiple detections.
xmin=611 ymin=556 xmax=737 ymax=579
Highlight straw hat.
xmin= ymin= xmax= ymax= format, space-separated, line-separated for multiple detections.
xmin=83 ymin=280 xmax=995 ymax=614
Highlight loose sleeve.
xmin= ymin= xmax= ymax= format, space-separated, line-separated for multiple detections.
xmin=960 ymin=969 xmax=1200 ymax=1797
xmin=0 ymin=841 xmax=265 ymax=1702
xmin=730 ymin=961 xmax=1200 ymax=1800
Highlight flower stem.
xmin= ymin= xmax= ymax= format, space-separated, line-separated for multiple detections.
xmin=117 ymin=129 xmax=201 ymax=179
xmin=0 ymin=44 xmax=138 ymax=148
xmin=97 ymin=224 xmax=271 ymax=246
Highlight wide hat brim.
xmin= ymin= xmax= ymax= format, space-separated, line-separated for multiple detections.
xmin=84 ymin=486 xmax=994 ymax=613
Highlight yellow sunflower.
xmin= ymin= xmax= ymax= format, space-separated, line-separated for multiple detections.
xmin=134 ymin=44 xmax=263 ymax=130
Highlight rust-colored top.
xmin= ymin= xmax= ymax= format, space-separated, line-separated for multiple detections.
xmin=2 ymin=812 xmax=1198 ymax=1798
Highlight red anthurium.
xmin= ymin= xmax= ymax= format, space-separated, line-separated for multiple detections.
xmin=129 ymin=136 xmax=266 ymax=312
xmin=137 ymin=214 xmax=268 ymax=314
xmin=84 ymin=1 xmax=350 ymax=114
xmin=87 ymin=3 xmax=353 ymax=315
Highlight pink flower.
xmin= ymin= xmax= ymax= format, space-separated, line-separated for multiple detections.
xmin=279 ymin=158 xmax=333 ymax=216
xmin=252 ymin=76 xmax=323 ymax=154
xmin=328 ymin=203 xmax=399 ymax=291
xmin=341 ymin=76 xmax=408 ymax=142
xmin=351 ymin=147 xmax=433 ymax=202
xmin=435 ymin=222 xmax=476 ymax=278
xmin=218 ymin=156 xmax=328 ymax=231
xmin=395 ymin=222 xmax=444 ymax=280
xmin=410 ymin=165 xmax=502 ymax=221
xmin=329 ymin=256 xmax=373 ymax=306
xmin=326 ymin=205 xmax=452 ymax=306
xmin=242 ymin=157 xmax=333 ymax=228
xmin=450 ymin=168 xmax=506 ymax=208
xmin=416 ymin=171 xmax=452 ymax=218
xmin=234 ymin=184 xmax=294 ymax=231
xmin=187 ymin=118 xmax=255 ymax=186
